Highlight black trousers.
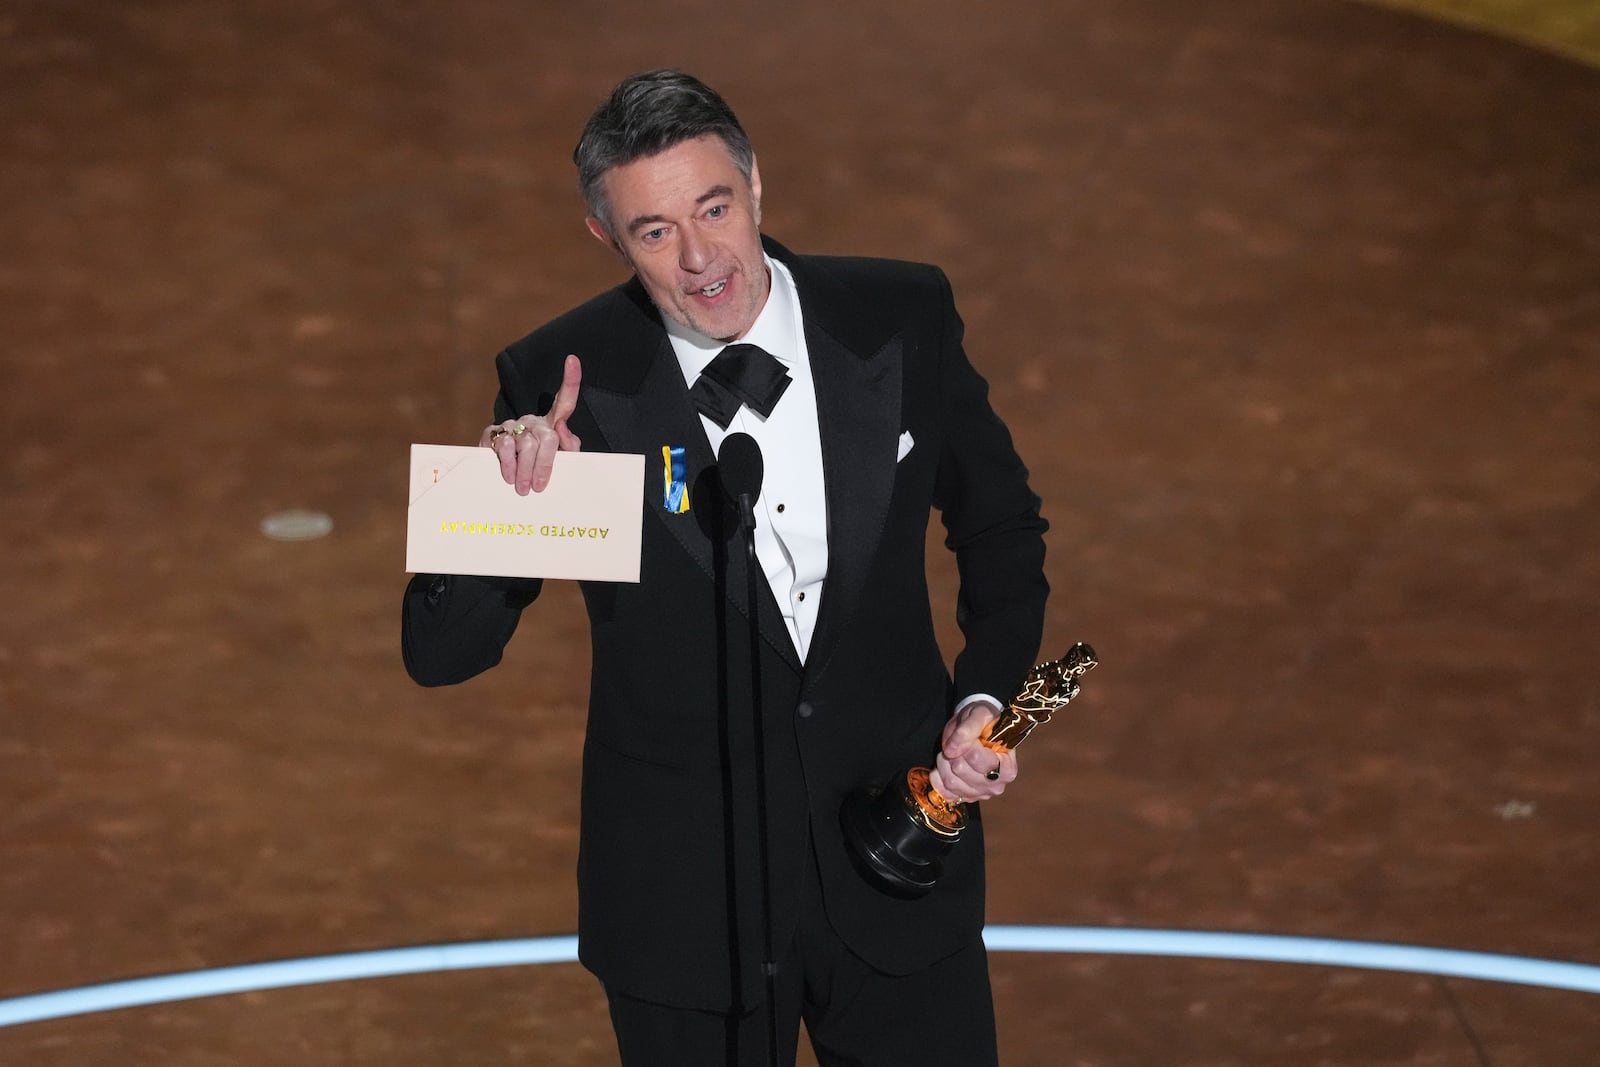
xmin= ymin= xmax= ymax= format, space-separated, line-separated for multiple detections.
xmin=605 ymin=847 xmax=998 ymax=1067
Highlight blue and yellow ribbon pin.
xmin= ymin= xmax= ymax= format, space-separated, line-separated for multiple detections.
xmin=662 ymin=445 xmax=690 ymax=513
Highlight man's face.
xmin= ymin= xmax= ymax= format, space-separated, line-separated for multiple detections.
xmin=587 ymin=134 xmax=769 ymax=343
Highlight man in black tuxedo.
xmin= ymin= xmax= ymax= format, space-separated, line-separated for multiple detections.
xmin=403 ymin=70 xmax=1049 ymax=1066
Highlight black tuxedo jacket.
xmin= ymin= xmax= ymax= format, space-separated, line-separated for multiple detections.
xmin=403 ymin=237 xmax=1048 ymax=1011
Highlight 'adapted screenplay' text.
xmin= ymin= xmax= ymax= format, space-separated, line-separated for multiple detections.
xmin=439 ymin=522 xmax=610 ymax=539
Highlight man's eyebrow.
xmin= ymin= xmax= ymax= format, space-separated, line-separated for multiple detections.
xmin=625 ymin=185 xmax=735 ymax=236
xmin=624 ymin=212 xmax=669 ymax=236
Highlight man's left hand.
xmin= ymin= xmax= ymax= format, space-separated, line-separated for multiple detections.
xmin=929 ymin=700 xmax=1017 ymax=804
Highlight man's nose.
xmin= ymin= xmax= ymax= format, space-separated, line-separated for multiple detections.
xmin=678 ymin=226 xmax=711 ymax=273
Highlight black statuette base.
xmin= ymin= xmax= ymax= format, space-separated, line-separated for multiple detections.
xmin=839 ymin=777 xmax=959 ymax=898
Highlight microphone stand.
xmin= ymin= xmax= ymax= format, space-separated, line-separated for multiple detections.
xmin=735 ymin=487 xmax=780 ymax=1067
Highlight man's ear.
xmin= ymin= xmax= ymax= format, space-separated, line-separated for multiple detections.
xmin=586 ymin=216 xmax=622 ymax=256
xmin=749 ymin=156 xmax=762 ymax=227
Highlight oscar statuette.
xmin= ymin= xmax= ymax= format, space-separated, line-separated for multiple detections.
xmin=840 ymin=642 xmax=1098 ymax=897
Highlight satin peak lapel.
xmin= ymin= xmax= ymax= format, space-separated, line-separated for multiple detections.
xmin=805 ymin=328 xmax=902 ymax=676
xmin=584 ymin=341 xmax=800 ymax=671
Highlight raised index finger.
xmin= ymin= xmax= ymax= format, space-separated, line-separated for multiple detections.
xmin=548 ymin=354 xmax=582 ymax=424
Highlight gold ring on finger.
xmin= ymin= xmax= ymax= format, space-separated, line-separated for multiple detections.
xmin=511 ymin=422 xmax=529 ymax=435
xmin=488 ymin=428 xmax=510 ymax=445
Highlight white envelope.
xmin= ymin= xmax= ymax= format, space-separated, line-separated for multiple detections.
xmin=406 ymin=445 xmax=644 ymax=582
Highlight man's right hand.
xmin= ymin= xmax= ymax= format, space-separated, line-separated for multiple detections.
xmin=480 ymin=353 xmax=583 ymax=495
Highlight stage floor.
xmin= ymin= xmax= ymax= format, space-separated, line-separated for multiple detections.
xmin=3 ymin=1 xmax=1597 ymax=1063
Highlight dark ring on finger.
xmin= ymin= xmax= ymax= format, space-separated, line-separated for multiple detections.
xmin=986 ymin=762 xmax=1002 ymax=781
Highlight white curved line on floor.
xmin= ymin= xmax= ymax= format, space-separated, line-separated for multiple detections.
xmin=2 ymin=927 xmax=1596 ymax=1029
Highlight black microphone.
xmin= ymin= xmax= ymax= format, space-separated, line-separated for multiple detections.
xmin=712 ymin=428 xmax=778 ymax=1067
xmin=718 ymin=432 xmax=764 ymax=533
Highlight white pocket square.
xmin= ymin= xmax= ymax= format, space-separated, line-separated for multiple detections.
xmin=896 ymin=431 xmax=915 ymax=462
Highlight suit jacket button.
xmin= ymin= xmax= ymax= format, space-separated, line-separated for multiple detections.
xmin=796 ymin=702 xmax=814 ymax=719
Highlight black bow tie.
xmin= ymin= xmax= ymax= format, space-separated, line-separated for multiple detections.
xmin=689 ymin=343 xmax=791 ymax=429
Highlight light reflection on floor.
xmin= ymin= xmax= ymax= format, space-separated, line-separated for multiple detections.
xmin=4 ymin=927 xmax=1597 ymax=1030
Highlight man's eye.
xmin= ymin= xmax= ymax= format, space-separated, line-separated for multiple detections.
xmin=643 ymin=227 xmax=666 ymax=242
xmin=706 ymin=205 xmax=724 ymax=219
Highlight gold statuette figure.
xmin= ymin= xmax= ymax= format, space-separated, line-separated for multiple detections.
xmin=841 ymin=642 xmax=1098 ymax=896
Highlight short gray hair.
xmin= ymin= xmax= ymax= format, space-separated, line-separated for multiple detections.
xmin=574 ymin=70 xmax=755 ymax=237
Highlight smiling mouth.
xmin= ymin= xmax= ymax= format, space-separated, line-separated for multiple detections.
xmin=697 ymin=279 xmax=727 ymax=298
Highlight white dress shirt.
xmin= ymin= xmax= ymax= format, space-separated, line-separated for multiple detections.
xmin=666 ymin=255 xmax=828 ymax=662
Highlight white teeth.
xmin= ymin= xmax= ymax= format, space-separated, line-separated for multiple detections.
xmin=700 ymin=280 xmax=726 ymax=297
